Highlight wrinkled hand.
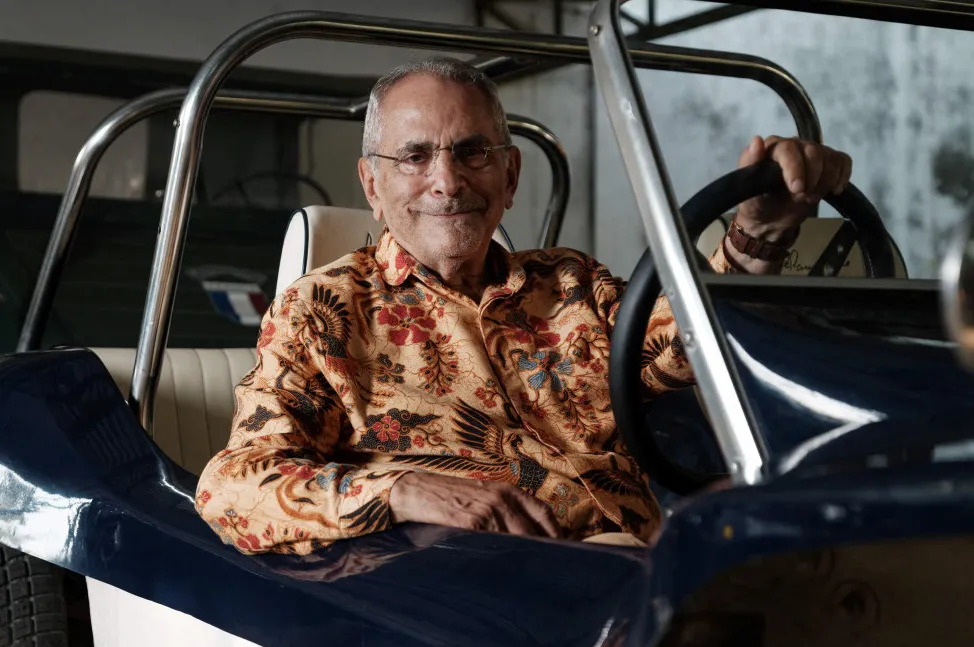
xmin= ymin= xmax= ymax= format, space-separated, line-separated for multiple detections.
xmin=389 ymin=472 xmax=561 ymax=538
xmin=735 ymin=135 xmax=853 ymax=235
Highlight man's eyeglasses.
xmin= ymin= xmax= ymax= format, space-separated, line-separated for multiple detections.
xmin=367 ymin=142 xmax=513 ymax=176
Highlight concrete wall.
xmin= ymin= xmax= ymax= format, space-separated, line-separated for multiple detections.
xmin=594 ymin=1 xmax=974 ymax=279
xmin=458 ymin=1 xmax=594 ymax=253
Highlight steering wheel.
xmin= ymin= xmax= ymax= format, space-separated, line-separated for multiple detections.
xmin=609 ymin=159 xmax=896 ymax=496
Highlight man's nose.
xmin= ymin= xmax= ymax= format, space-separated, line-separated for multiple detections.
xmin=428 ymin=150 xmax=466 ymax=196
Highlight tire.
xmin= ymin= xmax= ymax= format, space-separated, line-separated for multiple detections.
xmin=0 ymin=546 xmax=69 ymax=647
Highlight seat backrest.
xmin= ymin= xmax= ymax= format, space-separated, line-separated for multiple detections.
xmin=696 ymin=216 xmax=908 ymax=278
xmin=276 ymin=205 xmax=515 ymax=294
xmin=90 ymin=347 xmax=256 ymax=476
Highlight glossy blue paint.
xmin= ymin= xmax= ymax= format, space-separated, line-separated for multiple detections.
xmin=715 ymin=299 xmax=974 ymax=474
xmin=2 ymin=302 xmax=974 ymax=646
xmin=0 ymin=348 xmax=650 ymax=647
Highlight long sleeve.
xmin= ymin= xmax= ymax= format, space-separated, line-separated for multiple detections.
xmin=600 ymin=237 xmax=738 ymax=396
xmin=195 ymin=290 xmax=408 ymax=556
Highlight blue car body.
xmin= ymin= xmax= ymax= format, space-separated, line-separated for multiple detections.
xmin=3 ymin=291 xmax=972 ymax=646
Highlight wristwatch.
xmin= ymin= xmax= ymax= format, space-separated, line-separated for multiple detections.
xmin=726 ymin=217 xmax=800 ymax=262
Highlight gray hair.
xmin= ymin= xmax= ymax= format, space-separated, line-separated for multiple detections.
xmin=361 ymin=56 xmax=511 ymax=160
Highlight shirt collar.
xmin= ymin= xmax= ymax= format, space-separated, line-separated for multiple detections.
xmin=375 ymin=228 xmax=526 ymax=297
xmin=375 ymin=228 xmax=418 ymax=286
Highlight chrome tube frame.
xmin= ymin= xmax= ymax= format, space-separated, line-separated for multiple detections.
xmin=134 ymin=10 xmax=822 ymax=434
xmin=589 ymin=0 xmax=766 ymax=485
xmin=721 ymin=0 xmax=974 ymax=31
xmin=510 ymin=114 xmax=572 ymax=249
xmin=940 ymin=213 xmax=974 ymax=371
xmin=15 ymin=88 xmax=569 ymax=355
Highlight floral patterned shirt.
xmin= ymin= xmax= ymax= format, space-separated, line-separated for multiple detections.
xmin=196 ymin=229 xmax=737 ymax=555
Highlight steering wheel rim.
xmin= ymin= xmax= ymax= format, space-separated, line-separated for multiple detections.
xmin=610 ymin=159 xmax=895 ymax=496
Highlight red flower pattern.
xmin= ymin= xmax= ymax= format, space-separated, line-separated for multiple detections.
xmin=371 ymin=415 xmax=401 ymax=443
xmin=236 ymin=534 xmax=262 ymax=551
xmin=257 ymin=322 xmax=276 ymax=351
xmin=513 ymin=315 xmax=561 ymax=347
xmin=475 ymin=386 xmax=498 ymax=408
xmin=279 ymin=464 xmax=316 ymax=480
xmin=378 ymin=304 xmax=437 ymax=346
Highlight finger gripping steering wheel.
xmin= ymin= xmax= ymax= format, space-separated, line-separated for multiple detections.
xmin=609 ymin=159 xmax=895 ymax=496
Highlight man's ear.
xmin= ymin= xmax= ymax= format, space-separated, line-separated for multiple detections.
xmin=504 ymin=146 xmax=522 ymax=210
xmin=358 ymin=157 xmax=384 ymax=223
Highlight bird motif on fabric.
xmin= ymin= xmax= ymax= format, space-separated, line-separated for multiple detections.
xmin=390 ymin=400 xmax=549 ymax=494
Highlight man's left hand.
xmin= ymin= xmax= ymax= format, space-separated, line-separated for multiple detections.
xmin=734 ymin=135 xmax=853 ymax=239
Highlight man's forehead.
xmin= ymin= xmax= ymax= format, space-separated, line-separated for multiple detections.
xmin=383 ymin=73 xmax=488 ymax=105
xmin=377 ymin=75 xmax=497 ymax=145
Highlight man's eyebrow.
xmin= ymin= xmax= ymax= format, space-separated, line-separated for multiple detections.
xmin=397 ymin=140 xmax=433 ymax=154
xmin=395 ymin=134 xmax=491 ymax=155
xmin=455 ymin=133 xmax=491 ymax=146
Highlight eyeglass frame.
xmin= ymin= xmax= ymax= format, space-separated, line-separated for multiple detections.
xmin=365 ymin=140 xmax=515 ymax=175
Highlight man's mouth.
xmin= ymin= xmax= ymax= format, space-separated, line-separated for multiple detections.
xmin=422 ymin=210 xmax=479 ymax=217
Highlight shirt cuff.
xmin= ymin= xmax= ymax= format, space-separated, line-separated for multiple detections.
xmin=337 ymin=468 xmax=412 ymax=538
xmin=708 ymin=234 xmax=747 ymax=274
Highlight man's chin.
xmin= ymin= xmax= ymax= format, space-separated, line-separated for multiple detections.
xmin=427 ymin=226 xmax=491 ymax=256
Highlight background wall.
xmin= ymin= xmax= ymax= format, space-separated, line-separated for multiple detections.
xmin=4 ymin=0 xmax=974 ymax=279
xmin=594 ymin=0 xmax=974 ymax=279
xmin=0 ymin=0 xmax=476 ymax=76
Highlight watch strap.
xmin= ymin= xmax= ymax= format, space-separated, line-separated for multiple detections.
xmin=726 ymin=218 xmax=800 ymax=262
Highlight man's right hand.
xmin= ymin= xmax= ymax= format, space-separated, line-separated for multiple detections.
xmin=389 ymin=472 xmax=562 ymax=538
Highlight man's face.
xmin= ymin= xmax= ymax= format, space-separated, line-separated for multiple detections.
xmin=358 ymin=75 xmax=521 ymax=266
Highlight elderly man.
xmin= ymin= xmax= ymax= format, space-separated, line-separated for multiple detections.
xmin=196 ymin=56 xmax=852 ymax=554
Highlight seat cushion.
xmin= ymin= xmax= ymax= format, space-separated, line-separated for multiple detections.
xmin=91 ymin=347 xmax=256 ymax=476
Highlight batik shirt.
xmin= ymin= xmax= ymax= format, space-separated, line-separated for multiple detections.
xmin=196 ymin=230 xmax=737 ymax=555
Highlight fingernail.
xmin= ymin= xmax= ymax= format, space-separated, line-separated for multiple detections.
xmin=791 ymin=179 xmax=804 ymax=192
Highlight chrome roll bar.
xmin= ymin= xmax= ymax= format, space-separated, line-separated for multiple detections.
xmin=589 ymin=0 xmax=766 ymax=485
xmin=134 ymin=11 xmax=821 ymax=435
xmin=721 ymin=0 xmax=974 ymax=31
xmin=15 ymin=89 xmax=569 ymax=354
